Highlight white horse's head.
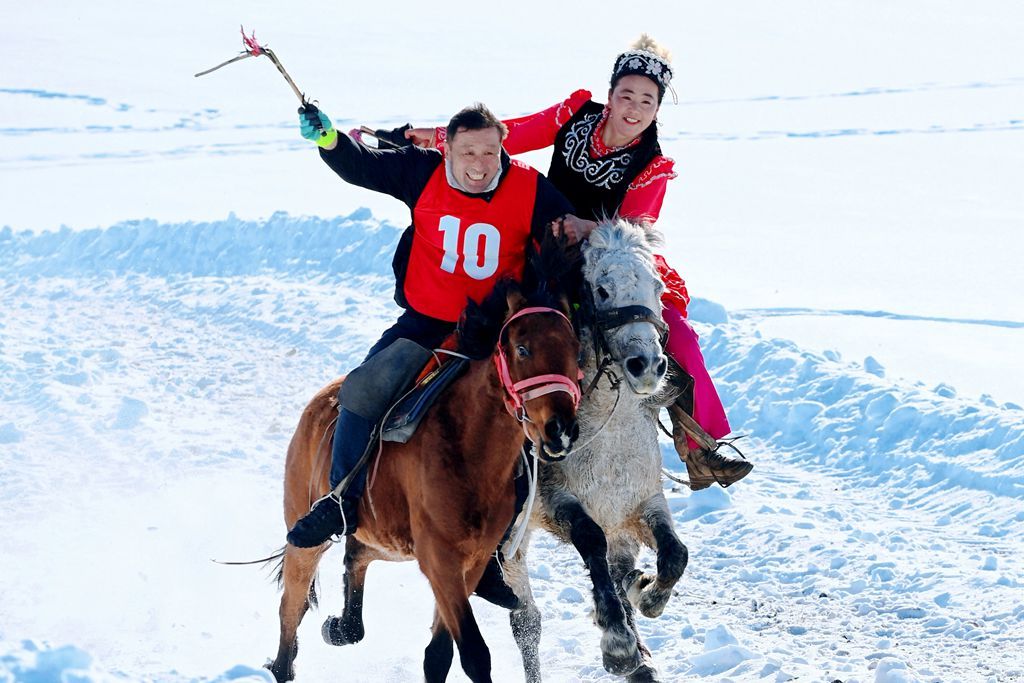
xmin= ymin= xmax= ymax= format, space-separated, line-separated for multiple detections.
xmin=580 ymin=218 xmax=668 ymax=395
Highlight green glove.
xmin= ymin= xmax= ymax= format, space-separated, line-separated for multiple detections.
xmin=299 ymin=104 xmax=338 ymax=148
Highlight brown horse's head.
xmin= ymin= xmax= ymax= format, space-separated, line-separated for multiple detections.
xmin=497 ymin=285 xmax=581 ymax=462
xmin=458 ymin=233 xmax=584 ymax=462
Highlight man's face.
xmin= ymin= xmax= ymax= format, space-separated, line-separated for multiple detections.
xmin=447 ymin=126 xmax=503 ymax=193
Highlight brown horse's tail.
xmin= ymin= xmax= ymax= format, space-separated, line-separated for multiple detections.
xmin=212 ymin=546 xmax=319 ymax=608
xmin=212 ymin=546 xmax=285 ymax=568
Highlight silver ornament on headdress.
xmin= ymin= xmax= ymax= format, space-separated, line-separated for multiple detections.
xmin=614 ymin=50 xmax=673 ymax=88
xmin=613 ymin=49 xmax=676 ymax=103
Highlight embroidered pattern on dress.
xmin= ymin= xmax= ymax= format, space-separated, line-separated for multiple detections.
xmin=556 ymin=90 xmax=591 ymax=127
xmin=627 ymin=157 xmax=677 ymax=190
xmin=590 ymin=106 xmax=642 ymax=157
xmin=561 ymin=112 xmax=632 ymax=190
xmin=555 ymin=101 xmax=574 ymax=127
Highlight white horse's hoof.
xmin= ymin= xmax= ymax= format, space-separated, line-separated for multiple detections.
xmin=601 ymin=626 xmax=642 ymax=675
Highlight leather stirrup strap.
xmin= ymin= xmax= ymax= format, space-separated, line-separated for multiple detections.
xmin=671 ymin=404 xmax=719 ymax=452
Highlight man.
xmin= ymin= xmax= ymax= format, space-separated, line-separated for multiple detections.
xmin=286 ymin=102 xmax=575 ymax=548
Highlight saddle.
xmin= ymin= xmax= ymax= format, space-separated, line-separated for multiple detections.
xmin=380 ymin=353 xmax=469 ymax=443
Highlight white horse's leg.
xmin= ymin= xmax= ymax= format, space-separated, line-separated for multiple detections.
xmin=546 ymin=490 xmax=641 ymax=676
xmin=622 ymin=494 xmax=688 ymax=619
xmin=608 ymin=541 xmax=661 ymax=683
xmin=502 ymin=543 xmax=543 ymax=683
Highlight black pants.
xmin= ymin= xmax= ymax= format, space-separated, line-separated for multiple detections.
xmin=329 ymin=310 xmax=455 ymax=491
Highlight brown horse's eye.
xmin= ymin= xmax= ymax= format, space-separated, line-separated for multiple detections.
xmin=516 ymin=344 xmax=530 ymax=358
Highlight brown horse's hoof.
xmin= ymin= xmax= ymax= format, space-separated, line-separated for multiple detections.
xmin=264 ymin=657 xmax=294 ymax=683
xmin=322 ymin=615 xmax=364 ymax=646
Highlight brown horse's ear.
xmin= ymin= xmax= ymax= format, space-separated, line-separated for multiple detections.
xmin=505 ymin=284 xmax=528 ymax=318
xmin=556 ymin=292 xmax=572 ymax=317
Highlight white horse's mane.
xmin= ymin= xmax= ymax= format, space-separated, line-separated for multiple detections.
xmin=583 ymin=218 xmax=665 ymax=297
xmin=586 ymin=217 xmax=664 ymax=253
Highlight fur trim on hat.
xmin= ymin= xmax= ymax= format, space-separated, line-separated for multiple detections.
xmin=631 ymin=34 xmax=672 ymax=63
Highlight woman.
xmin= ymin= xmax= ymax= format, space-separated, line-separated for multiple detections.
xmin=404 ymin=35 xmax=751 ymax=489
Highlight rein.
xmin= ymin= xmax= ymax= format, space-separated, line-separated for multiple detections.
xmin=569 ymin=375 xmax=623 ymax=454
xmin=503 ymin=443 xmax=539 ymax=559
xmin=493 ymin=306 xmax=583 ymax=423
xmin=580 ymin=355 xmax=615 ymax=403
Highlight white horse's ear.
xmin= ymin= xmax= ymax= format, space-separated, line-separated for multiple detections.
xmin=637 ymin=220 xmax=665 ymax=249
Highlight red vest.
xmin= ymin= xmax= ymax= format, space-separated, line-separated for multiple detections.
xmin=406 ymin=160 xmax=538 ymax=322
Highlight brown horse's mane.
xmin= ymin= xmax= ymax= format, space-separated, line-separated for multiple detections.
xmin=456 ymin=235 xmax=581 ymax=360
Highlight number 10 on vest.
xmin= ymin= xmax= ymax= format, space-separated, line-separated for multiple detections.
xmin=438 ymin=215 xmax=502 ymax=280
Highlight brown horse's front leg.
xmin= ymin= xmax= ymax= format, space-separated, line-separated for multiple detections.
xmin=423 ymin=608 xmax=455 ymax=683
xmin=419 ymin=542 xmax=494 ymax=683
xmin=622 ymin=494 xmax=688 ymax=619
xmin=322 ymin=536 xmax=374 ymax=646
xmin=268 ymin=544 xmax=327 ymax=683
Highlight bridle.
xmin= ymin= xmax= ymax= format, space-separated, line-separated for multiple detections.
xmin=493 ymin=306 xmax=583 ymax=423
xmin=576 ymin=280 xmax=667 ymax=399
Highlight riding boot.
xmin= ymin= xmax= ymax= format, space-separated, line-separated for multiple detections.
xmin=474 ymin=555 xmax=520 ymax=610
xmin=667 ymin=401 xmax=753 ymax=491
xmin=286 ymin=408 xmax=373 ymax=548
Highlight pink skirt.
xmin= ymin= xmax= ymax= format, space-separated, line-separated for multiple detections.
xmin=662 ymin=306 xmax=731 ymax=449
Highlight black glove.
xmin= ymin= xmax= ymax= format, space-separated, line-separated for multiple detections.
xmin=372 ymin=123 xmax=414 ymax=149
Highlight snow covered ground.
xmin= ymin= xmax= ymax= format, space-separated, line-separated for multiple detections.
xmin=2 ymin=1 xmax=1023 ymax=682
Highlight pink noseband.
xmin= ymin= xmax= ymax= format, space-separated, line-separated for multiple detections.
xmin=492 ymin=306 xmax=582 ymax=421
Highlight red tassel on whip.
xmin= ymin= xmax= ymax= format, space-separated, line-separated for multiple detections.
xmin=240 ymin=27 xmax=263 ymax=56
xmin=195 ymin=26 xmax=308 ymax=105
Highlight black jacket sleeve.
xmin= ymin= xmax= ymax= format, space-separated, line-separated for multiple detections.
xmin=318 ymin=133 xmax=441 ymax=208
xmin=530 ymin=173 xmax=575 ymax=241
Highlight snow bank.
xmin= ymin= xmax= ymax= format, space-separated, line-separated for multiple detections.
xmin=0 ymin=210 xmax=402 ymax=280
xmin=699 ymin=327 xmax=1024 ymax=499
xmin=7 ymin=210 xmax=1018 ymax=502
xmin=0 ymin=639 xmax=275 ymax=682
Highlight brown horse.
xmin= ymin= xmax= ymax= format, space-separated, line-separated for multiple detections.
xmin=268 ymin=280 xmax=582 ymax=683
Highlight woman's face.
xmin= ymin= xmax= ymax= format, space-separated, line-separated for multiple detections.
xmin=606 ymin=75 xmax=661 ymax=142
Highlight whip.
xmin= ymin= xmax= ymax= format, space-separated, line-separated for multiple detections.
xmin=195 ymin=26 xmax=309 ymax=105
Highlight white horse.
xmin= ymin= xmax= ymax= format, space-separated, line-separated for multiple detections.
xmin=501 ymin=219 xmax=688 ymax=683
